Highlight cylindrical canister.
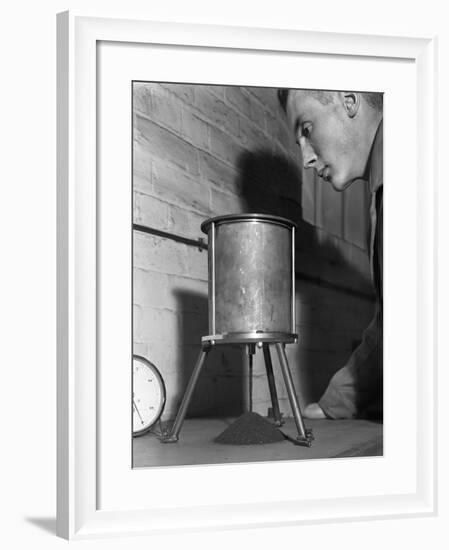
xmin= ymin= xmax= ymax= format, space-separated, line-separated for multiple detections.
xmin=201 ymin=214 xmax=297 ymax=344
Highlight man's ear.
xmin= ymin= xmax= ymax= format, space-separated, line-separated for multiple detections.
xmin=341 ymin=92 xmax=360 ymax=118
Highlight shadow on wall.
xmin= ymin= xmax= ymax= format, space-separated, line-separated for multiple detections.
xmin=237 ymin=149 xmax=303 ymax=219
xmin=173 ymin=289 xmax=245 ymax=418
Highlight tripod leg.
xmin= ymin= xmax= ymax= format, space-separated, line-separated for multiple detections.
xmin=263 ymin=344 xmax=283 ymax=426
xmin=161 ymin=345 xmax=210 ymax=443
xmin=247 ymin=344 xmax=255 ymax=413
xmin=275 ymin=343 xmax=313 ymax=447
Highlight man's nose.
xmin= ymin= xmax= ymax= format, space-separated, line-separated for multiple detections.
xmin=299 ymin=138 xmax=317 ymax=169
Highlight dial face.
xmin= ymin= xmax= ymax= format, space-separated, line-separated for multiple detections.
xmin=133 ymin=356 xmax=165 ymax=435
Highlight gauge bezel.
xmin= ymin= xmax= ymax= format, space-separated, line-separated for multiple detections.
xmin=132 ymin=354 xmax=166 ymax=437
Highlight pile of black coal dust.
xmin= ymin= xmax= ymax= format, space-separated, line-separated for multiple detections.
xmin=214 ymin=412 xmax=285 ymax=445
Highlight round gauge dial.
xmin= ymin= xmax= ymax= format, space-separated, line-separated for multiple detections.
xmin=132 ymin=355 xmax=166 ymax=437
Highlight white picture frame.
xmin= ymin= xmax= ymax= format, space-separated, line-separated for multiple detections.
xmin=57 ymin=12 xmax=437 ymax=540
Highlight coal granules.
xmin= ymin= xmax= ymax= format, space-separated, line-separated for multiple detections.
xmin=214 ymin=412 xmax=285 ymax=445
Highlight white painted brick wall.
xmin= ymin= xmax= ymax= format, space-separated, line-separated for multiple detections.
xmin=151 ymin=158 xmax=210 ymax=215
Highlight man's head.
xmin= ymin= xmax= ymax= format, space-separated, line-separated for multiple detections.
xmin=279 ymin=89 xmax=382 ymax=191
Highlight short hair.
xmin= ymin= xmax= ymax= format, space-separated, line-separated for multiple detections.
xmin=277 ymin=88 xmax=383 ymax=112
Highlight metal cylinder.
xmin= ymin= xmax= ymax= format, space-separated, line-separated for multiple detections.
xmin=201 ymin=213 xmax=297 ymax=344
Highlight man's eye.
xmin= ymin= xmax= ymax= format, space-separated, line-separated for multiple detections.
xmin=302 ymin=124 xmax=312 ymax=138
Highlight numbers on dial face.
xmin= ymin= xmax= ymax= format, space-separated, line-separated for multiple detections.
xmin=132 ymin=358 xmax=164 ymax=432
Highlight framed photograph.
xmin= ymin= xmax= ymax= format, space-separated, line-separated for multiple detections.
xmin=57 ymin=13 xmax=437 ymax=539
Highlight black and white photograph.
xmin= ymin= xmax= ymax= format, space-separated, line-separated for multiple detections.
xmin=131 ymin=82 xmax=383 ymax=468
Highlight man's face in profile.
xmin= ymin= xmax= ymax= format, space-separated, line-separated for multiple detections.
xmin=286 ymin=90 xmax=368 ymax=191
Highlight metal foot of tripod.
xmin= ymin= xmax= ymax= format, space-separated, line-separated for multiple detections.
xmin=160 ymin=340 xmax=313 ymax=447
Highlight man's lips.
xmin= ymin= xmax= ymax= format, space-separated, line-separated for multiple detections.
xmin=318 ymin=166 xmax=330 ymax=181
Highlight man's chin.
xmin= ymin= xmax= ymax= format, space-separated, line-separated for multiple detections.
xmin=329 ymin=177 xmax=356 ymax=192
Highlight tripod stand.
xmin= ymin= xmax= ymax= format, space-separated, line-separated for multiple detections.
xmin=161 ymin=337 xmax=313 ymax=447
